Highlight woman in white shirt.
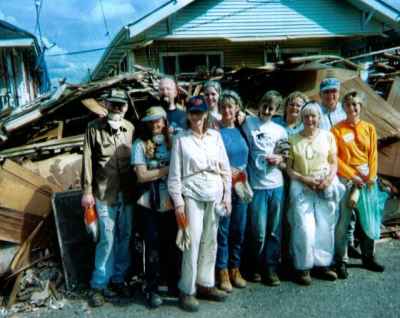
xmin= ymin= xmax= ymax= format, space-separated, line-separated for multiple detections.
xmin=168 ymin=96 xmax=231 ymax=312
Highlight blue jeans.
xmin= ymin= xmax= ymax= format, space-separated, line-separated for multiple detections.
xmin=216 ymin=193 xmax=248 ymax=269
xmin=249 ymin=187 xmax=283 ymax=271
xmin=90 ymin=193 xmax=133 ymax=289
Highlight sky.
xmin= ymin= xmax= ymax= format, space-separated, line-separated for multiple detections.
xmin=0 ymin=0 xmax=166 ymax=86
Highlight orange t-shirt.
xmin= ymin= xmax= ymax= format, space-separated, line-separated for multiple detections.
xmin=331 ymin=120 xmax=377 ymax=182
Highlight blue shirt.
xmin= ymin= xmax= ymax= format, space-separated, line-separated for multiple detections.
xmin=167 ymin=108 xmax=187 ymax=134
xmin=319 ymin=102 xmax=346 ymax=131
xmin=272 ymin=115 xmax=303 ymax=136
xmin=220 ymin=127 xmax=249 ymax=170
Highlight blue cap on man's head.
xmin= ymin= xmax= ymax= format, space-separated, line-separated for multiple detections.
xmin=320 ymin=78 xmax=340 ymax=92
xmin=187 ymin=95 xmax=208 ymax=113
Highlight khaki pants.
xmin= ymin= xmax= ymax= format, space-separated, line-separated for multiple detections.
xmin=178 ymin=197 xmax=219 ymax=295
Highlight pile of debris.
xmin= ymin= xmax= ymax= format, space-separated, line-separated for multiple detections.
xmin=1 ymin=53 xmax=400 ymax=313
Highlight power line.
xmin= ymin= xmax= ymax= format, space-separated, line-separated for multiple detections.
xmin=98 ymin=0 xmax=111 ymax=39
xmin=46 ymin=46 xmax=108 ymax=57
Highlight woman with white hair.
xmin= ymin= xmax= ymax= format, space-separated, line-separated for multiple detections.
xmin=287 ymin=102 xmax=344 ymax=285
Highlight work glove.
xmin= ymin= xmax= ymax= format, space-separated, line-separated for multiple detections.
xmin=175 ymin=209 xmax=191 ymax=252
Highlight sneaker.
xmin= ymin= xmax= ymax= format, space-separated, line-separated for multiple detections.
xmin=217 ymin=269 xmax=233 ymax=293
xmin=295 ymin=270 xmax=312 ymax=286
xmin=313 ymin=267 xmax=337 ymax=281
xmin=196 ymin=286 xmax=228 ymax=302
xmin=145 ymin=291 xmax=163 ymax=309
xmin=362 ymin=257 xmax=385 ymax=272
xmin=88 ymin=289 xmax=105 ymax=307
xmin=348 ymin=245 xmax=362 ymax=259
xmin=263 ymin=269 xmax=281 ymax=287
xmin=229 ymin=268 xmax=247 ymax=288
xmin=336 ymin=262 xmax=349 ymax=279
xmin=179 ymin=293 xmax=199 ymax=312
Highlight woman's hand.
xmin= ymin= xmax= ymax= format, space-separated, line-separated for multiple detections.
xmin=301 ymin=176 xmax=320 ymax=190
xmin=224 ymin=199 xmax=232 ymax=215
xmin=266 ymin=154 xmax=283 ymax=166
xmin=352 ymin=175 xmax=365 ymax=188
xmin=317 ymin=175 xmax=334 ymax=190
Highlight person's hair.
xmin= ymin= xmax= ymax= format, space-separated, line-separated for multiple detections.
xmin=342 ymin=90 xmax=366 ymax=107
xmin=218 ymin=90 xmax=243 ymax=111
xmin=203 ymin=80 xmax=222 ymax=96
xmin=141 ymin=117 xmax=171 ymax=149
xmin=301 ymin=101 xmax=322 ymax=123
xmin=258 ymin=90 xmax=283 ymax=111
xmin=283 ymin=91 xmax=308 ymax=119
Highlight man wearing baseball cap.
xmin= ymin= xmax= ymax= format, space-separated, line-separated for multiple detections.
xmin=319 ymin=77 xmax=346 ymax=130
xmin=81 ymin=88 xmax=135 ymax=306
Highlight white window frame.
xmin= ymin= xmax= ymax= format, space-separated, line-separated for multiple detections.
xmin=264 ymin=47 xmax=322 ymax=64
xmin=159 ymin=51 xmax=224 ymax=75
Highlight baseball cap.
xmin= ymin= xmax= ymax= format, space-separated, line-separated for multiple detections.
xmin=187 ymin=95 xmax=208 ymax=113
xmin=141 ymin=106 xmax=167 ymax=122
xmin=105 ymin=89 xmax=128 ymax=104
xmin=320 ymin=78 xmax=340 ymax=92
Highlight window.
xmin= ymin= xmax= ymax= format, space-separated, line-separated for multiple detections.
xmin=264 ymin=48 xmax=321 ymax=63
xmin=119 ymin=55 xmax=128 ymax=73
xmin=160 ymin=52 xmax=223 ymax=75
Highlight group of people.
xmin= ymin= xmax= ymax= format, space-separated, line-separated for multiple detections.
xmin=81 ymin=76 xmax=385 ymax=312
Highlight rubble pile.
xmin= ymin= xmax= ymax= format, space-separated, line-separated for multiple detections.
xmin=1 ymin=55 xmax=400 ymax=312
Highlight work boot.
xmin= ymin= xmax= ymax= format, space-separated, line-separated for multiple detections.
xmin=295 ymin=270 xmax=312 ymax=286
xmin=145 ymin=291 xmax=163 ymax=309
xmin=336 ymin=262 xmax=349 ymax=279
xmin=362 ymin=257 xmax=385 ymax=272
xmin=110 ymin=282 xmax=131 ymax=298
xmin=88 ymin=288 xmax=105 ymax=307
xmin=196 ymin=286 xmax=228 ymax=302
xmin=251 ymin=272 xmax=262 ymax=283
xmin=179 ymin=293 xmax=199 ymax=312
xmin=313 ymin=267 xmax=337 ymax=281
xmin=217 ymin=269 xmax=233 ymax=293
xmin=229 ymin=268 xmax=247 ymax=288
xmin=263 ymin=268 xmax=280 ymax=287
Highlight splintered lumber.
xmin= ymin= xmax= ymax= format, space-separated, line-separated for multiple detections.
xmin=0 ymin=135 xmax=84 ymax=159
xmin=387 ymin=77 xmax=400 ymax=111
xmin=81 ymin=98 xmax=108 ymax=117
xmin=341 ymin=78 xmax=400 ymax=139
xmin=22 ymin=153 xmax=82 ymax=191
xmin=379 ymin=141 xmax=400 ymax=178
xmin=0 ymin=160 xmax=62 ymax=217
xmin=0 ymin=208 xmax=42 ymax=243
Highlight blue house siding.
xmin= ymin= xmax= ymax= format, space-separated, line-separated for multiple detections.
xmin=144 ymin=0 xmax=383 ymax=41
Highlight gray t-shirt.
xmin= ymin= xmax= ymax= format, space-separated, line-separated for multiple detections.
xmin=242 ymin=116 xmax=288 ymax=190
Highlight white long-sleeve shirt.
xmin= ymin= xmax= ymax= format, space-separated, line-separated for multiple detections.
xmin=168 ymin=128 xmax=232 ymax=208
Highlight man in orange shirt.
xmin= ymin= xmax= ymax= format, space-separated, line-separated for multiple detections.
xmin=332 ymin=91 xmax=384 ymax=279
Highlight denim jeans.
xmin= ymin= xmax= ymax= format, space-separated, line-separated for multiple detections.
xmin=249 ymin=187 xmax=284 ymax=272
xmin=90 ymin=193 xmax=133 ymax=289
xmin=141 ymin=207 xmax=180 ymax=293
xmin=216 ymin=193 xmax=248 ymax=269
xmin=335 ymin=182 xmax=374 ymax=264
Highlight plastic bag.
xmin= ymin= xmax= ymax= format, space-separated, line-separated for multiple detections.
xmin=84 ymin=206 xmax=99 ymax=242
xmin=356 ymin=183 xmax=386 ymax=240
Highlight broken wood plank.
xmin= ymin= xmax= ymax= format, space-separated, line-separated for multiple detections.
xmin=341 ymin=77 xmax=400 ymax=139
xmin=387 ymin=77 xmax=400 ymax=111
xmin=0 ymin=160 xmax=62 ymax=217
xmin=81 ymin=98 xmax=108 ymax=117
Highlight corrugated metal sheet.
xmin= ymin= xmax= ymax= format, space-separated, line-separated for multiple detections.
xmin=145 ymin=0 xmax=383 ymax=40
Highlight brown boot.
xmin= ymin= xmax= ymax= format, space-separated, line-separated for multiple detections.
xmin=229 ymin=268 xmax=247 ymax=288
xmin=217 ymin=269 xmax=233 ymax=293
xmin=196 ymin=286 xmax=228 ymax=302
xmin=179 ymin=293 xmax=199 ymax=312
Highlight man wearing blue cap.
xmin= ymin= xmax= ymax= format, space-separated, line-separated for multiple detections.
xmin=319 ymin=78 xmax=346 ymax=130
